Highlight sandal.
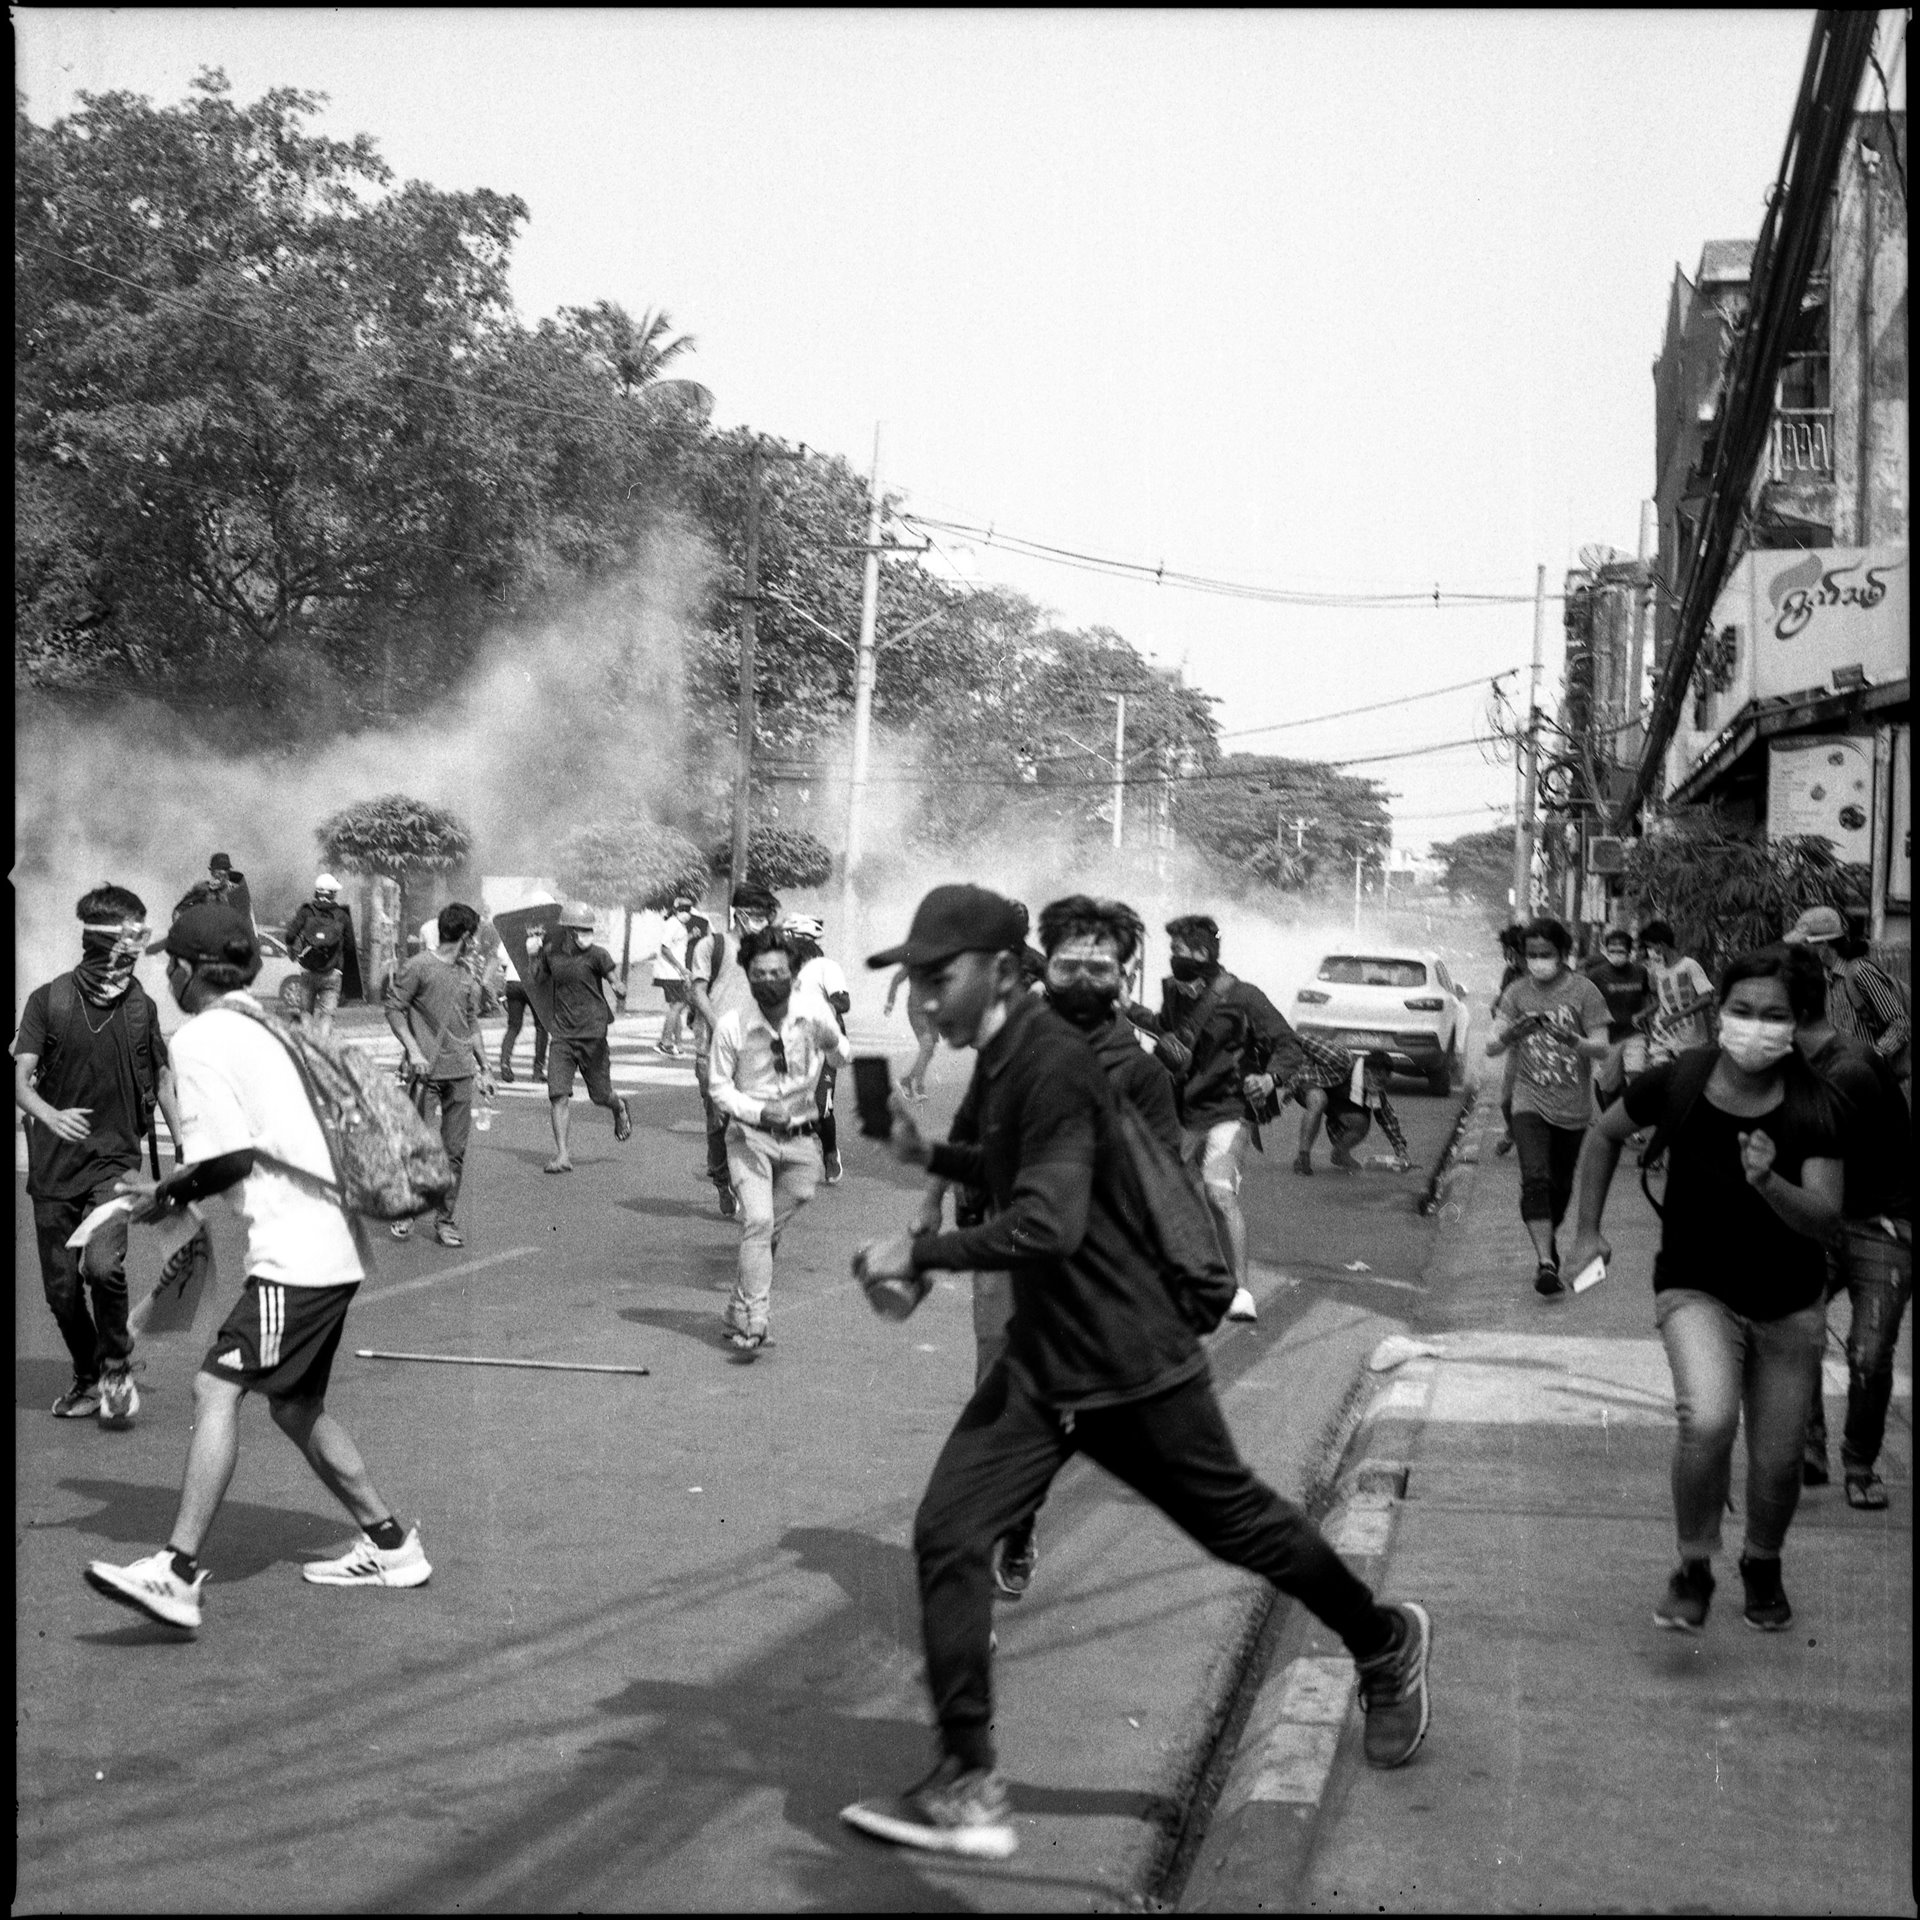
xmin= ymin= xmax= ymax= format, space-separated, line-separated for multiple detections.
xmin=1845 ymin=1472 xmax=1889 ymax=1510
xmin=543 ymin=1157 xmax=573 ymax=1175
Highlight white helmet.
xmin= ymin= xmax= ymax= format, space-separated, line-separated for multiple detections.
xmin=557 ymin=901 xmax=598 ymax=931
xmin=313 ymin=873 xmax=340 ymax=896
xmin=783 ymin=914 xmax=825 ymax=941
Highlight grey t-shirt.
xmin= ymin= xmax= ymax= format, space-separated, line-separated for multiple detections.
xmin=1495 ymin=969 xmax=1611 ymax=1129
xmin=387 ymin=951 xmax=482 ymax=1080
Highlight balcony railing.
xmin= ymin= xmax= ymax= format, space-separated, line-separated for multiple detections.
xmin=1769 ymin=408 xmax=1833 ymax=479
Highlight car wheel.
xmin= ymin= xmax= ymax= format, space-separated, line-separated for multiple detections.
xmin=1427 ymin=1039 xmax=1455 ymax=1097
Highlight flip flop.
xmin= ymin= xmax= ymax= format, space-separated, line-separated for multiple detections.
xmin=1845 ymin=1473 xmax=1889 ymax=1510
xmin=613 ymin=1097 xmax=633 ymax=1143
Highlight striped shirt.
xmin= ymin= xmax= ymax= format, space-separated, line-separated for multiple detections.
xmin=1829 ymin=959 xmax=1911 ymax=1062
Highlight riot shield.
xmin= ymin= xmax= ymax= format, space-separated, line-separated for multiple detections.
xmin=492 ymin=902 xmax=565 ymax=1033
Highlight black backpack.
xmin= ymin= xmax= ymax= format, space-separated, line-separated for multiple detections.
xmin=1636 ymin=1045 xmax=1831 ymax=1219
xmin=1111 ymin=1093 xmax=1237 ymax=1335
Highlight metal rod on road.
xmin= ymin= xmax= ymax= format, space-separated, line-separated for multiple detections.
xmin=356 ymin=1349 xmax=651 ymax=1376
xmin=1512 ymin=562 xmax=1547 ymax=918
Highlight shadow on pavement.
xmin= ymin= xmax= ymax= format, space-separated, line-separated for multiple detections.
xmin=620 ymin=1304 xmax=738 ymax=1354
xmin=614 ymin=1195 xmax=716 ymax=1221
xmin=50 ymin=1477 xmax=341 ymax=1584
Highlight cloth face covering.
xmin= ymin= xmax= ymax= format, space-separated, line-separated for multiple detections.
xmin=1526 ymin=957 xmax=1562 ymax=982
xmin=76 ymin=919 xmax=149 ymax=1004
xmin=1169 ymin=954 xmax=1212 ymax=985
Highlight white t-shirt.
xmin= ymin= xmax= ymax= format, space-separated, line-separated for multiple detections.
xmin=169 ymin=996 xmax=365 ymax=1288
xmin=654 ymin=912 xmax=690 ymax=983
xmin=797 ymin=954 xmax=848 ymax=1004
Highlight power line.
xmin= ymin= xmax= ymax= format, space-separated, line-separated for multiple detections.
xmin=1219 ymin=670 xmax=1520 ymax=739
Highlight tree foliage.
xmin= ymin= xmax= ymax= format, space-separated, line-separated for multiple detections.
xmin=1174 ymin=756 xmax=1392 ymax=888
xmin=710 ymin=824 xmax=834 ymax=891
xmin=554 ymin=819 xmax=708 ymax=910
xmin=1432 ymin=824 xmax=1518 ymax=925
xmin=318 ymin=793 xmax=472 ymax=876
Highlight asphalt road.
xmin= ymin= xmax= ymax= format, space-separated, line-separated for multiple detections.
xmin=15 ymin=1010 xmax=1461 ymax=1913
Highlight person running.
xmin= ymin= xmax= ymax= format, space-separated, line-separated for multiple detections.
xmin=1581 ymin=926 xmax=1652 ymax=1110
xmin=1785 ymin=905 xmax=1911 ymax=1097
xmin=886 ymin=961 xmax=941 ymax=1099
xmin=1290 ymin=1042 xmax=1411 ymax=1174
xmin=14 ymin=885 xmax=183 ymax=1425
xmin=385 ymin=902 xmax=496 ymax=1249
xmin=654 ymin=892 xmax=699 ymax=1056
xmin=840 ymin=885 xmax=1432 ymax=1860
xmin=1486 ymin=916 xmax=1612 ymax=1296
xmin=1126 ymin=913 xmax=1304 ymax=1325
xmin=1492 ymin=924 xmax=1527 ymax=1156
xmin=1783 ymin=944 xmax=1914 ymax=1509
xmin=530 ymin=903 xmax=630 ymax=1174
xmin=1565 ymin=945 xmax=1843 ymax=1634
xmin=688 ymin=884 xmax=779 ymax=1216
xmin=82 ymin=904 xmax=432 ymax=1633
xmin=1638 ymin=919 xmax=1715 ymax=1066
xmin=785 ymin=913 xmax=851 ymax=1183
xmin=282 ymin=873 xmax=361 ymax=1042
xmin=498 ymin=926 xmax=550 ymax=1084
xmin=706 ymin=925 xmax=848 ymax=1351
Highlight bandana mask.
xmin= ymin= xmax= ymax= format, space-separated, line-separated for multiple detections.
xmin=77 ymin=920 xmax=150 ymax=1004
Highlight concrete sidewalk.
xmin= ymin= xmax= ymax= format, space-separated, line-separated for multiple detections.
xmin=1183 ymin=1084 xmax=1913 ymax=1914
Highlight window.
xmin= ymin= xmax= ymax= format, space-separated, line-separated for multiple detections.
xmin=1317 ymin=956 xmax=1428 ymax=988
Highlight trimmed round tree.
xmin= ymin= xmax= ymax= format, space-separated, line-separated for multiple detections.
xmin=709 ymin=824 xmax=833 ymax=893
xmin=317 ymin=794 xmax=474 ymax=971
xmin=554 ymin=820 xmax=710 ymax=985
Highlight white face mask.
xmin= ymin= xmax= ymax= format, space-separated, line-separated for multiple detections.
xmin=1718 ymin=1013 xmax=1796 ymax=1072
xmin=1526 ymin=956 xmax=1560 ymax=982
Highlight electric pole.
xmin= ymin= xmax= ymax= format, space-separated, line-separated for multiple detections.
xmin=1512 ymin=562 xmax=1547 ymax=919
xmin=841 ymin=425 xmax=885 ymax=947
xmin=1353 ymin=852 xmax=1364 ymax=932
xmin=729 ymin=437 xmax=764 ymax=912
xmin=1625 ymin=500 xmax=1654 ymax=763
xmin=1109 ymin=693 xmax=1127 ymax=851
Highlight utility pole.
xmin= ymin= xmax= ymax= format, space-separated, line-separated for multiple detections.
xmin=841 ymin=424 xmax=885 ymax=948
xmin=1512 ymin=562 xmax=1547 ymax=919
xmin=1109 ymin=693 xmax=1127 ymax=850
xmin=1625 ymin=499 xmax=1655 ymax=763
xmin=729 ymin=437 xmax=764 ymax=912
xmin=1353 ymin=852 xmax=1364 ymax=932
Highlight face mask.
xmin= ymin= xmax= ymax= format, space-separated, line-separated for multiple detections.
xmin=1169 ymin=954 xmax=1210 ymax=984
xmin=1526 ymin=956 xmax=1561 ymax=982
xmin=1047 ymin=982 xmax=1118 ymax=1029
xmin=750 ymin=979 xmax=790 ymax=1013
xmin=76 ymin=921 xmax=149 ymax=1003
xmin=1603 ymin=949 xmax=1631 ymax=970
xmin=1718 ymin=1014 xmax=1796 ymax=1072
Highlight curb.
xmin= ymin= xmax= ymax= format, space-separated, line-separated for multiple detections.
xmin=1417 ymin=1082 xmax=1481 ymax=1217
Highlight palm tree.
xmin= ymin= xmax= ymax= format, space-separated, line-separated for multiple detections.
xmin=560 ymin=300 xmax=710 ymax=416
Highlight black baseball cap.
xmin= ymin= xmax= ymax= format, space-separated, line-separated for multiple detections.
xmin=867 ymin=884 xmax=1030 ymax=971
xmin=149 ymin=903 xmax=258 ymax=966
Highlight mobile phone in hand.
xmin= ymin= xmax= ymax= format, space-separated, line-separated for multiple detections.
xmin=852 ymin=1055 xmax=896 ymax=1139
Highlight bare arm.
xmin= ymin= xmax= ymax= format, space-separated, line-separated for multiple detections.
xmin=1743 ymin=1135 xmax=1844 ymax=1249
xmin=156 ymin=1064 xmax=184 ymax=1156
xmin=14 ymin=1053 xmax=91 ymax=1143
xmin=1564 ymin=1096 xmax=1639 ymax=1273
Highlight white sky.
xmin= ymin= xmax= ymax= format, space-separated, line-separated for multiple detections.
xmin=15 ymin=8 xmax=1821 ymax=852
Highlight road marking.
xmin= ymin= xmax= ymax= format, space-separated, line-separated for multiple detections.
xmin=356 ymin=1246 xmax=537 ymax=1305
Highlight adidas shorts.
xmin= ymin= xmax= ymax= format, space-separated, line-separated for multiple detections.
xmin=204 ymin=1278 xmax=359 ymax=1402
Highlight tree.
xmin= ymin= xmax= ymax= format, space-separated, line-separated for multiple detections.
xmin=1174 ymin=756 xmax=1392 ymax=890
xmin=554 ymin=819 xmax=709 ymax=983
xmin=318 ymin=793 xmax=473 ymax=937
xmin=710 ymin=825 xmax=834 ymax=891
xmin=1623 ymin=814 xmax=1871 ymax=973
xmin=1433 ymin=825 xmax=1518 ymax=926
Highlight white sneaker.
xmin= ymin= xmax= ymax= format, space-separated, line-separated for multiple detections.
xmin=86 ymin=1549 xmax=206 ymax=1630
xmin=1226 ymin=1286 xmax=1259 ymax=1323
xmin=97 ymin=1365 xmax=140 ymax=1428
xmin=302 ymin=1525 xmax=432 ymax=1588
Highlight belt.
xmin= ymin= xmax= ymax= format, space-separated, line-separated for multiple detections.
xmin=744 ymin=1117 xmax=818 ymax=1137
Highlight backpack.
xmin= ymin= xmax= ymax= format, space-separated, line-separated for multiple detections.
xmin=1112 ymin=1093 xmax=1237 ymax=1335
xmin=42 ymin=975 xmax=163 ymax=1160
xmin=221 ymin=1000 xmax=454 ymax=1221
xmin=1154 ymin=972 xmax=1230 ymax=1077
xmin=291 ymin=904 xmax=345 ymax=973
xmin=1636 ymin=1044 xmax=1830 ymax=1220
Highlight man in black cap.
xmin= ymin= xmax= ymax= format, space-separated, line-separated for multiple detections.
xmin=173 ymin=851 xmax=253 ymax=927
xmin=839 ymin=885 xmax=1432 ymax=1861
xmin=82 ymin=905 xmax=431 ymax=1634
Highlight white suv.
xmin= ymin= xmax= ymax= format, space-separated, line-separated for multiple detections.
xmin=1291 ymin=947 xmax=1471 ymax=1094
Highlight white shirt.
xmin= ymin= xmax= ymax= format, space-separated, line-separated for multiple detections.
xmin=169 ymin=995 xmax=364 ymax=1288
xmin=1646 ymin=954 xmax=1715 ymax=1062
xmin=654 ymin=912 xmax=690 ymax=982
xmin=709 ymin=992 xmax=850 ymax=1125
xmin=797 ymin=954 xmax=848 ymax=1004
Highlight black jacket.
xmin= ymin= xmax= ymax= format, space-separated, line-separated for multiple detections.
xmin=910 ymin=996 xmax=1211 ymax=1411
xmin=1086 ymin=1012 xmax=1183 ymax=1156
xmin=1128 ymin=967 xmax=1305 ymax=1128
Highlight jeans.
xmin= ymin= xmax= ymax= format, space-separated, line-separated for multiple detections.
xmin=693 ymin=1051 xmax=732 ymax=1188
xmin=915 ymin=1363 xmax=1393 ymax=1770
xmin=1805 ymin=1222 xmax=1914 ymax=1473
xmin=500 ymin=987 xmax=548 ymax=1075
xmin=33 ymin=1176 xmax=135 ymax=1379
xmin=412 ymin=1075 xmax=473 ymax=1226
xmin=1181 ymin=1118 xmax=1249 ymax=1284
xmin=722 ymin=1124 xmax=822 ymax=1336
xmin=1509 ymin=1109 xmax=1584 ymax=1229
xmin=293 ymin=967 xmax=343 ymax=1021
xmin=1655 ymin=1288 xmax=1825 ymax=1559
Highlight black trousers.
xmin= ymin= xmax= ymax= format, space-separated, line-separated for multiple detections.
xmin=500 ymin=986 xmax=548 ymax=1074
xmin=1509 ymin=1108 xmax=1583 ymax=1229
xmin=914 ymin=1361 xmax=1391 ymax=1769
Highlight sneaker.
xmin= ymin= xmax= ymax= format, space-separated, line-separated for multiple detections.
xmin=823 ymin=1149 xmax=844 ymax=1185
xmin=716 ymin=1184 xmax=739 ymax=1219
xmin=302 ymin=1525 xmax=433 ymax=1588
xmin=1801 ymin=1452 xmax=1831 ymax=1488
xmin=390 ymin=1219 xmax=414 ymax=1241
xmin=85 ymin=1549 xmax=206 ymax=1631
xmin=1226 ymin=1285 xmax=1259 ymax=1323
xmin=434 ymin=1222 xmax=464 ymax=1249
xmin=1292 ymin=1152 xmax=1314 ymax=1176
xmin=840 ymin=1755 xmax=1017 ymax=1859
xmin=52 ymin=1377 xmax=102 ymax=1419
xmin=1534 ymin=1261 xmax=1565 ymax=1297
xmin=728 ymin=1329 xmax=767 ymax=1353
xmin=1355 ymin=1601 xmax=1432 ymax=1768
xmin=1737 ymin=1554 xmax=1792 ymax=1631
xmin=654 ymin=1041 xmax=681 ymax=1057
xmin=1654 ymin=1559 xmax=1715 ymax=1632
xmin=992 ymin=1531 xmax=1038 ymax=1601
xmin=97 ymin=1363 xmax=140 ymax=1429
xmin=498 ymin=1063 xmax=516 ymax=1084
